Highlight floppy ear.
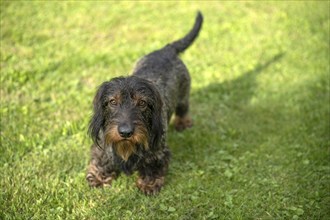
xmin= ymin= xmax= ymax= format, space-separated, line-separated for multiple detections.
xmin=149 ymin=85 xmax=164 ymax=149
xmin=88 ymin=82 xmax=108 ymax=147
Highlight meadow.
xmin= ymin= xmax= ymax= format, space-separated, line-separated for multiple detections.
xmin=1 ymin=1 xmax=329 ymax=219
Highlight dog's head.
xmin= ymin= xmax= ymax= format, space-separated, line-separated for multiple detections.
xmin=89 ymin=76 xmax=163 ymax=161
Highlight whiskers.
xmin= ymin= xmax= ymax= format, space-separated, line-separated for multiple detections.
xmin=104 ymin=125 xmax=149 ymax=161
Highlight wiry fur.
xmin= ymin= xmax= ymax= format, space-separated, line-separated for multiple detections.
xmin=86 ymin=12 xmax=203 ymax=195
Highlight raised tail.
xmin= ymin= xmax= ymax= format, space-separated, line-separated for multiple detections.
xmin=168 ymin=11 xmax=203 ymax=53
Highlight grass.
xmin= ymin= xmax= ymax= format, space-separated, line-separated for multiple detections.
xmin=1 ymin=1 xmax=329 ymax=219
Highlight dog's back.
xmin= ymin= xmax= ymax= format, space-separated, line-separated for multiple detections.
xmin=132 ymin=12 xmax=203 ymax=123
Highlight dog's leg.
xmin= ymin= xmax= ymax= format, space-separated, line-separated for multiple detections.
xmin=174 ymin=91 xmax=193 ymax=131
xmin=174 ymin=102 xmax=193 ymax=131
xmin=136 ymin=149 xmax=170 ymax=195
xmin=86 ymin=144 xmax=120 ymax=187
xmin=173 ymin=69 xmax=193 ymax=131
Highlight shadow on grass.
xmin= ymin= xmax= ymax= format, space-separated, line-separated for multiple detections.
xmin=170 ymin=53 xmax=285 ymax=155
xmin=168 ymin=52 xmax=286 ymax=182
xmin=167 ymin=52 xmax=329 ymax=217
xmin=194 ymin=52 xmax=285 ymax=107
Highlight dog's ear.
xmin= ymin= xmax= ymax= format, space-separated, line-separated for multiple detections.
xmin=88 ymin=82 xmax=109 ymax=147
xmin=149 ymin=84 xmax=164 ymax=149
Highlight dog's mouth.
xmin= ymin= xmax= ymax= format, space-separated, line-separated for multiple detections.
xmin=104 ymin=125 xmax=149 ymax=161
xmin=112 ymin=139 xmax=137 ymax=161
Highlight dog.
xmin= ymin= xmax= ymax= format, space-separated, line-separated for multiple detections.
xmin=86 ymin=12 xmax=203 ymax=195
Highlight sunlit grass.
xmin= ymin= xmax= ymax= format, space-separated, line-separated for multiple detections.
xmin=1 ymin=1 xmax=329 ymax=219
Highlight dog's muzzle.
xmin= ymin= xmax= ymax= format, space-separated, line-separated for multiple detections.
xmin=118 ymin=123 xmax=134 ymax=138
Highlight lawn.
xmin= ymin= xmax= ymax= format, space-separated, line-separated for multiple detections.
xmin=1 ymin=1 xmax=329 ymax=219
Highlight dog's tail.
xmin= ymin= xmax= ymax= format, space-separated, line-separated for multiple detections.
xmin=168 ymin=11 xmax=203 ymax=53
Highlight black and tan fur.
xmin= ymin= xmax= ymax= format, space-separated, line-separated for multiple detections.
xmin=86 ymin=12 xmax=203 ymax=195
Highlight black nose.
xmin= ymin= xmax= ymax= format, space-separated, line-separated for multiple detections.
xmin=118 ymin=123 xmax=134 ymax=138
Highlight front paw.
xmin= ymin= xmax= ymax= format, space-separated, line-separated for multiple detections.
xmin=86 ymin=164 xmax=115 ymax=187
xmin=86 ymin=172 xmax=103 ymax=187
xmin=136 ymin=176 xmax=165 ymax=195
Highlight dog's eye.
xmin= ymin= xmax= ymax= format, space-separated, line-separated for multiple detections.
xmin=137 ymin=100 xmax=147 ymax=108
xmin=109 ymin=99 xmax=117 ymax=106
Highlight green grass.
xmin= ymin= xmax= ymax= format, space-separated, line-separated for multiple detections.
xmin=1 ymin=1 xmax=329 ymax=219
